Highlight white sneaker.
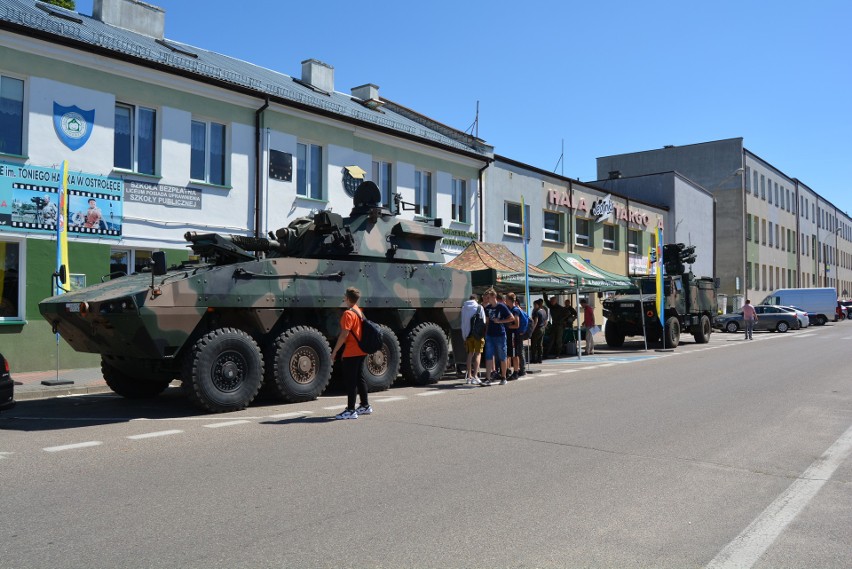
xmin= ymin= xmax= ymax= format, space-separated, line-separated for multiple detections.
xmin=335 ymin=409 xmax=358 ymax=420
xmin=469 ymin=377 xmax=482 ymax=385
xmin=355 ymin=404 xmax=372 ymax=415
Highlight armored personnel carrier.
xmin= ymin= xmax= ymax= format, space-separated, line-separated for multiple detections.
xmin=602 ymin=244 xmax=717 ymax=349
xmin=40 ymin=182 xmax=471 ymax=412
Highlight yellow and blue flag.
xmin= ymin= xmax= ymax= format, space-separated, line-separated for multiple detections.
xmin=55 ymin=160 xmax=70 ymax=295
xmin=655 ymin=226 xmax=664 ymax=328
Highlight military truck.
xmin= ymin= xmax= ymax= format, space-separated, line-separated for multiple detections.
xmin=602 ymin=244 xmax=716 ymax=349
xmin=39 ymin=182 xmax=472 ymax=412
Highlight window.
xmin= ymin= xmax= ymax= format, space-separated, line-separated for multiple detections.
xmin=746 ymin=214 xmax=752 ymax=241
xmin=628 ymin=229 xmax=642 ymax=255
xmin=451 ymin=178 xmax=467 ymax=223
xmin=774 ymin=183 xmax=779 ymax=207
xmin=745 ymin=167 xmax=751 ymax=193
xmin=575 ymin=218 xmax=591 ymax=247
xmin=753 ymin=171 xmax=759 ymax=197
xmin=297 ymin=143 xmax=323 ymax=200
xmin=603 ymin=224 xmax=618 ymax=250
xmin=134 ymin=250 xmax=153 ymax=274
xmin=746 ymin=262 xmax=753 ymax=289
xmin=371 ymin=160 xmax=393 ymax=208
xmin=503 ymin=202 xmax=529 ymax=237
xmin=414 ymin=170 xmax=432 ymax=217
xmin=768 ymin=179 xmax=772 ymax=204
xmin=110 ymin=248 xmax=153 ymax=278
xmin=0 ymin=75 xmax=24 ymax=156
xmin=755 ymin=264 xmax=761 ymax=290
xmin=775 ymin=224 xmax=780 ymax=249
xmin=190 ymin=120 xmax=226 ymax=185
xmin=762 ymin=265 xmax=767 ymax=290
xmin=760 ymin=175 xmax=765 ymax=199
xmin=543 ymin=210 xmax=564 ymax=242
xmin=754 ymin=216 xmax=760 ymax=242
xmin=761 ymin=219 xmax=767 ymax=245
xmin=114 ymin=103 xmax=156 ymax=175
xmin=768 ymin=222 xmax=773 ymax=247
xmin=0 ymin=239 xmax=23 ymax=320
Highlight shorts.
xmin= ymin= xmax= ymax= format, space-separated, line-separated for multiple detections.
xmin=506 ymin=332 xmax=517 ymax=358
xmin=485 ymin=335 xmax=507 ymax=362
xmin=465 ymin=336 xmax=485 ymax=354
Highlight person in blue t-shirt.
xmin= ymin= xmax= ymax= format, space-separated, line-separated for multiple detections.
xmin=482 ymin=288 xmax=515 ymax=386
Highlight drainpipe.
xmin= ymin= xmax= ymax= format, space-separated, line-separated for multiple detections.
xmin=625 ymin=196 xmax=631 ymax=276
xmin=477 ymin=160 xmax=492 ymax=242
xmin=794 ymin=179 xmax=801 ymax=286
xmin=254 ymin=97 xmax=270 ymax=239
xmin=568 ymin=180 xmax=574 ymax=254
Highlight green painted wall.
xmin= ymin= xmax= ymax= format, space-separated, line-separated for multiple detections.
xmin=0 ymin=237 xmax=188 ymax=372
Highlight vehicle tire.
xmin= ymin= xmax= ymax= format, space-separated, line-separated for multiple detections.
xmin=182 ymin=328 xmax=263 ymax=413
xmin=267 ymin=326 xmax=332 ymax=403
xmin=692 ymin=315 xmax=712 ymax=344
xmin=814 ymin=315 xmax=827 ymax=326
xmin=102 ymin=360 xmax=172 ymax=399
xmin=604 ymin=322 xmax=625 ymax=347
xmin=362 ymin=324 xmax=401 ymax=392
xmin=776 ymin=321 xmax=790 ymax=333
xmin=725 ymin=321 xmax=739 ymax=333
xmin=662 ymin=317 xmax=681 ymax=348
xmin=402 ymin=322 xmax=449 ymax=385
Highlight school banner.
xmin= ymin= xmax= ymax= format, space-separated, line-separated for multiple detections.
xmin=0 ymin=161 xmax=123 ymax=238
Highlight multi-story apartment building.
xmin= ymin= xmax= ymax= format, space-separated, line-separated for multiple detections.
xmin=0 ymin=0 xmax=490 ymax=371
xmin=597 ymin=138 xmax=852 ymax=309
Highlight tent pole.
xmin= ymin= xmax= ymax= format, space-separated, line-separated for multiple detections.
xmin=576 ymin=284 xmax=581 ymax=360
xmin=639 ymin=286 xmax=648 ymax=351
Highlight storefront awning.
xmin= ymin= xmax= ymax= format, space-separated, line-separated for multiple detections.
xmin=446 ymin=241 xmax=576 ymax=292
xmin=535 ymin=252 xmax=634 ymax=292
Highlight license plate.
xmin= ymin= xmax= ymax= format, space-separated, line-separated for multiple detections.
xmin=620 ymin=302 xmax=636 ymax=308
xmin=65 ymin=303 xmax=80 ymax=313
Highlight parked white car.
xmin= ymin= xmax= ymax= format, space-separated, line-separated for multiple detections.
xmin=778 ymin=305 xmax=809 ymax=328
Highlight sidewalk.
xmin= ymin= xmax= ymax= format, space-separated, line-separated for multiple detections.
xmin=12 ymin=366 xmax=110 ymax=401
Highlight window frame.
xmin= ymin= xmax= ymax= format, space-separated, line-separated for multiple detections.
xmin=575 ymin=217 xmax=591 ymax=247
xmin=627 ymin=229 xmax=642 ymax=255
xmin=114 ymin=102 xmax=157 ymax=175
xmin=503 ymin=201 xmax=529 ymax=237
xmin=190 ymin=118 xmax=227 ymax=186
xmin=414 ymin=170 xmax=433 ymax=218
xmin=0 ymin=74 xmax=25 ymax=157
xmin=371 ymin=160 xmax=393 ymax=208
xmin=0 ymin=235 xmax=26 ymax=322
xmin=543 ymin=210 xmax=564 ymax=242
xmin=602 ymin=223 xmax=618 ymax=251
xmin=296 ymin=141 xmax=324 ymax=201
xmin=451 ymin=178 xmax=468 ymax=224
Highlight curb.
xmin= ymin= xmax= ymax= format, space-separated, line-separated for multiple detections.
xmin=14 ymin=384 xmax=113 ymax=402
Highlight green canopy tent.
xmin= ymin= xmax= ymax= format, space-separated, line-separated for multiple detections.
xmin=446 ymin=241 xmax=577 ymax=294
xmin=535 ymin=252 xmax=639 ymax=356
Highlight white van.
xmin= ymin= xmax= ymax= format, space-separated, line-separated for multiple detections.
xmin=760 ymin=288 xmax=838 ymax=325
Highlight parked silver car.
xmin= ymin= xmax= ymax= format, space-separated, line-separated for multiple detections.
xmin=713 ymin=305 xmax=799 ymax=333
xmin=778 ymin=305 xmax=808 ymax=328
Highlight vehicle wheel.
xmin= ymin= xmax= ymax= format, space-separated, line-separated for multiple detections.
xmin=604 ymin=322 xmax=625 ymax=347
xmin=267 ymin=326 xmax=332 ymax=403
xmin=402 ymin=322 xmax=449 ymax=385
xmin=662 ymin=317 xmax=681 ymax=348
xmin=182 ymin=328 xmax=263 ymax=413
xmin=362 ymin=324 xmax=401 ymax=392
xmin=102 ymin=360 xmax=172 ymax=399
xmin=692 ymin=315 xmax=711 ymax=344
xmin=725 ymin=321 xmax=739 ymax=333
xmin=776 ymin=321 xmax=790 ymax=333
xmin=814 ymin=315 xmax=827 ymax=326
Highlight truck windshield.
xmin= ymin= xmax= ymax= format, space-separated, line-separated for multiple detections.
xmin=636 ymin=278 xmax=669 ymax=296
xmin=761 ymin=295 xmax=777 ymax=305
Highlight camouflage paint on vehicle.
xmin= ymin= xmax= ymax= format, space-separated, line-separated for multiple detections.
xmin=40 ymin=182 xmax=472 ymax=412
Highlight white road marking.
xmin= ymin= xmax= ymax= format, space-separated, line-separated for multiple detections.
xmin=323 ymin=404 xmax=347 ymax=411
xmin=794 ymin=333 xmax=816 ymax=338
xmin=43 ymin=441 xmax=103 ymax=452
xmin=131 ymin=416 xmax=265 ymax=422
xmin=537 ymin=373 xmax=556 ymax=377
xmin=705 ymin=422 xmax=852 ymax=569
xmin=0 ymin=451 xmax=14 ymax=460
xmin=127 ymin=429 xmax=183 ymax=440
xmin=203 ymin=420 xmax=251 ymax=429
xmin=842 ymin=336 xmax=852 ymax=340
xmin=266 ymin=411 xmax=314 ymax=419
xmin=373 ymin=396 xmax=406 ymax=403
xmin=418 ymin=390 xmax=446 ymax=396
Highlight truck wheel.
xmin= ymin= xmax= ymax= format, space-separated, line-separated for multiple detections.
xmin=725 ymin=321 xmax=739 ymax=333
xmin=692 ymin=315 xmax=711 ymax=344
xmin=604 ymin=322 xmax=625 ymax=347
xmin=268 ymin=326 xmax=332 ymax=403
xmin=102 ymin=360 xmax=172 ymax=399
xmin=776 ymin=321 xmax=790 ymax=333
xmin=814 ymin=315 xmax=827 ymax=326
xmin=662 ymin=317 xmax=681 ymax=348
xmin=402 ymin=322 xmax=449 ymax=385
xmin=362 ymin=324 xmax=400 ymax=392
xmin=183 ymin=328 xmax=263 ymax=413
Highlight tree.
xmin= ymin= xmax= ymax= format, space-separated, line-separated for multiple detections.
xmin=45 ymin=0 xmax=76 ymax=10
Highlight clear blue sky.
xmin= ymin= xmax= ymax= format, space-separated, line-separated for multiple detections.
xmin=74 ymin=0 xmax=852 ymax=214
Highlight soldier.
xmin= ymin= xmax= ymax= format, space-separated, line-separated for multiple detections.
xmin=529 ymin=299 xmax=547 ymax=364
xmin=505 ymin=293 xmax=523 ymax=380
xmin=331 ymin=287 xmax=372 ymax=419
xmin=543 ymin=293 xmax=576 ymax=358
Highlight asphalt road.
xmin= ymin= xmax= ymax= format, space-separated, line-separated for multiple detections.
xmin=2 ymin=324 xmax=851 ymax=568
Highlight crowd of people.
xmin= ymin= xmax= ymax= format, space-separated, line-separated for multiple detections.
xmin=461 ymin=289 xmax=597 ymax=385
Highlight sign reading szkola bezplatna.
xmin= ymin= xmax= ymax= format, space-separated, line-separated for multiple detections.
xmin=547 ymin=189 xmax=662 ymax=228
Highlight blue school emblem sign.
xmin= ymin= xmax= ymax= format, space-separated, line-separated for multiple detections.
xmin=53 ymin=103 xmax=95 ymax=151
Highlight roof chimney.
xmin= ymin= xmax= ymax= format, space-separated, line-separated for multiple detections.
xmin=300 ymin=59 xmax=334 ymax=94
xmin=93 ymin=0 xmax=165 ymax=39
xmin=351 ymin=84 xmax=384 ymax=110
